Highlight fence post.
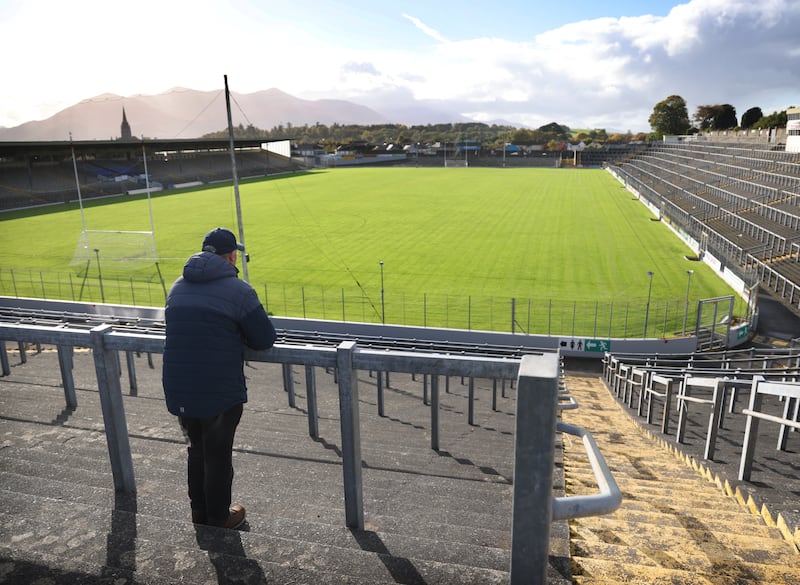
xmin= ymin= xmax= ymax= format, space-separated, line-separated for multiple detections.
xmin=509 ymin=352 xmax=559 ymax=585
xmin=57 ymin=345 xmax=77 ymax=407
xmin=468 ymin=377 xmax=475 ymax=425
xmin=430 ymin=374 xmax=440 ymax=451
xmin=511 ymin=297 xmax=516 ymax=334
xmin=376 ymin=370 xmax=385 ymax=417
xmin=125 ymin=351 xmax=138 ymax=396
xmin=305 ymin=366 xmax=318 ymax=439
xmin=0 ymin=341 xmax=10 ymax=376
xmin=90 ymin=324 xmax=136 ymax=494
xmin=282 ymin=363 xmax=296 ymax=407
xmin=336 ymin=341 xmax=363 ymax=529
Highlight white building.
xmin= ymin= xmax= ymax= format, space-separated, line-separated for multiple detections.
xmin=786 ymin=106 xmax=800 ymax=153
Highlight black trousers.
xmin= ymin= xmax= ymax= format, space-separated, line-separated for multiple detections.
xmin=178 ymin=403 xmax=243 ymax=526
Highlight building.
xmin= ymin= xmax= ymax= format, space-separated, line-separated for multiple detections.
xmin=786 ymin=106 xmax=800 ymax=153
xmin=120 ymin=108 xmax=132 ymax=141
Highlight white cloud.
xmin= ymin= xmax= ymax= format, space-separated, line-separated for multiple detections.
xmin=402 ymin=13 xmax=450 ymax=44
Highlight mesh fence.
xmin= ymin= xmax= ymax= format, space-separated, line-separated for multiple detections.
xmin=0 ymin=267 xmax=751 ymax=339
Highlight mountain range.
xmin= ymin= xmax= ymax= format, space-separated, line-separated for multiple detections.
xmin=0 ymin=87 xmax=477 ymax=142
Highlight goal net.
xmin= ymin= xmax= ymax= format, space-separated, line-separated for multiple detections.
xmin=70 ymin=230 xmax=158 ymax=273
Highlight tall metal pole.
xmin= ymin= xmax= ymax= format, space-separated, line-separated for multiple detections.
xmin=141 ymin=137 xmax=158 ymax=259
xmin=379 ymin=261 xmax=385 ymax=324
xmin=94 ymin=248 xmax=105 ymax=303
xmin=224 ymin=74 xmax=249 ymax=282
xmin=682 ymin=269 xmax=694 ymax=335
xmin=643 ymin=271 xmax=654 ymax=338
xmin=70 ymin=134 xmax=89 ymax=259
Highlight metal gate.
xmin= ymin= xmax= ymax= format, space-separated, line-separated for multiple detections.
xmin=694 ymin=295 xmax=735 ymax=350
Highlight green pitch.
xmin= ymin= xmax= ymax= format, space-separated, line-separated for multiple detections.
xmin=0 ymin=167 xmax=740 ymax=335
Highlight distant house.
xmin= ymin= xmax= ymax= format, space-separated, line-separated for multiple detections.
xmin=293 ymin=143 xmax=324 ymax=157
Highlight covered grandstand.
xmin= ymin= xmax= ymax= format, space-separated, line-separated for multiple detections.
xmin=0 ymin=138 xmax=300 ymax=211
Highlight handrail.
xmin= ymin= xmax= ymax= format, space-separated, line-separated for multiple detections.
xmin=558 ymin=394 xmax=579 ymax=410
xmin=552 ymin=421 xmax=622 ymax=521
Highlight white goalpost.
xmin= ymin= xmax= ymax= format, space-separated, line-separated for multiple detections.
xmin=69 ymin=138 xmax=163 ymax=284
xmin=70 ymin=230 xmax=158 ymax=271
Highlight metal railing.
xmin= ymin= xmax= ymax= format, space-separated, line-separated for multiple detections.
xmin=1 ymin=298 xmax=621 ymax=584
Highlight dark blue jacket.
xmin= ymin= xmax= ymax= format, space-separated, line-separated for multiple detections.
xmin=162 ymin=252 xmax=276 ymax=418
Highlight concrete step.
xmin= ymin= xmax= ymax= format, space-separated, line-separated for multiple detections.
xmin=563 ymin=373 xmax=800 ymax=585
xmin=0 ymin=492 xmax=512 ymax=579
xmin=571 ymin=522 xmax=796 ymax=566
xmin=1 ymin=451 xmax=514 ymax=538
xmin=574 ymin=555 xmax=800 ymax=585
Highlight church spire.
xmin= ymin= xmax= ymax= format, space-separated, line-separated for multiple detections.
xmin=120 ymin=107 xmax=132 ymax=141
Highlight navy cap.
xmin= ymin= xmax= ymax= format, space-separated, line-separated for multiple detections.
xmin=202 ymin=227 xmax=245 ymax=255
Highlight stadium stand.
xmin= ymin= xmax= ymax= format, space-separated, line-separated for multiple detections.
xmin=611 ymin=141 xmax=800 ymax=317
xmin=0 ymin=140 xmax=303 ymax=211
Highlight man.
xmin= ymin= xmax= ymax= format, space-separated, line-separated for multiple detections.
xmin=162 ymin=227 xmax=276 ymax=529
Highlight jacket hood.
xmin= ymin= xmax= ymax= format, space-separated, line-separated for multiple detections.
xmin=182 ymin=252 xmax=239 ymax=283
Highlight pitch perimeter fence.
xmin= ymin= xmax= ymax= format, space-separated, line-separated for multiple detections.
xmin=0 ymin=267 xmax=750 ymax=339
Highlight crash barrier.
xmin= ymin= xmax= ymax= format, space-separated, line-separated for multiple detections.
xmin=739 ymin=378 xmax=800 ymax=481
xmin=0 ymin=299 xmax=620 ymax=584
xmin=602 ymin=351 xmax=800 ymax=474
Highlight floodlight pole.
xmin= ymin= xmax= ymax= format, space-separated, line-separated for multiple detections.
xmin=141 ymin=137 xmax=158 ymax=259
xmin=224 ymin=74 xmax=249 ymax=282
xmin=379 ymin=261 xmax=385 ymax=324
xmin=70 ymin=133 xmax=89 ymax=258
xmin=643 ymin=271 xmax=654 ymax=338
xmin=682 ymin=269 xmax=694 ymax=335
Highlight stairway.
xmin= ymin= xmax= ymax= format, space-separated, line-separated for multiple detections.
xmin=563 ymin=375 xmax=800 ymax=585
xmin=0 ymin=347 xmax=570 ymax=584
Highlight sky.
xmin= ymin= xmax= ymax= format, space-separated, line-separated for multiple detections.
xmin=1 ymin=0 xmax=798 ymax=132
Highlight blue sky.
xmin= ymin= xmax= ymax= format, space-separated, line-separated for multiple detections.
xmin=0 ymin=0 xmax=797 ymax=132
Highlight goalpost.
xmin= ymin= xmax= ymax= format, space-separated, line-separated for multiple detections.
xmin=69 ymin=138 xmax=166 ymax=296
xmin=444 ymin=159 xmax=468 ymax=168
xmin=70 ymin=230 xmax=158 ymax=271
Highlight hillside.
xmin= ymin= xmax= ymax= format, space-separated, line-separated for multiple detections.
xmin=0 ymin=88 xmax=400 ymax=141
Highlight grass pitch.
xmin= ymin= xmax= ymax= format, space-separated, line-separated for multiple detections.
xmin=0 ymin=167 xmax=739 ymax=335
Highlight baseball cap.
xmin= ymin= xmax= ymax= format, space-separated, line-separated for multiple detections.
xmin=201 ymin=227 xmax=245 ymax=255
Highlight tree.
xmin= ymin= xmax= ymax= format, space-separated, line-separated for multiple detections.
xmin=649 ymin=95 xmax=691 ymax=137
xmin=713 ymin=104 xmax=737 ymax=129
xmin=753 ymin=110 xmax=788 ymax=129
xmin=693 ymin=105 xmax=717 ymax=130
xmin=740 ymin=107 xmax=763 ymax=129
xmin=693 ymin=104 xmax=737 ymax=131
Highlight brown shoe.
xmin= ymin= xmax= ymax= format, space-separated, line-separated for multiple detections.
xmin=224 ymin=504 xmax=246 ymax=529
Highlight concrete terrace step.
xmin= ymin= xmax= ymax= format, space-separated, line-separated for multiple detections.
xmin=1 ymin=448 xmax=514 ymax=537
xmin=563 ymin=373 xmax=800 ymax=585
xmin=574 ymin=556 xmax=800 ymax=585
xmin=571 ymin=523 xmax=795 ymax=566
xmin=2 ymin=358 xmax=516 ymax=464
xmin=1 ymin=347 xmax=546 ymax=584
xmin=1 ymin=376 xmax=515 ymax=480
xmin=0 ymin=493 xmax=512 ymax=579
xmin=0 ymin=411 xmax=514 ymax=513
